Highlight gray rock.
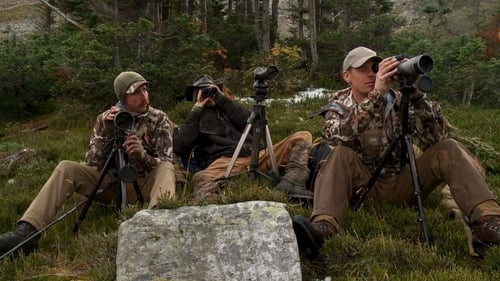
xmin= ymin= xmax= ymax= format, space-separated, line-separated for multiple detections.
xmin=116 ymin=201 xmax=301 ymax=281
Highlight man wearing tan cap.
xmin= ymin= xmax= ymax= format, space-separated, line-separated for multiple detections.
xmin=292 ymin=46 xmax=500 ymax=260
xmin=0 ymin=71 xmax=176 ymax=258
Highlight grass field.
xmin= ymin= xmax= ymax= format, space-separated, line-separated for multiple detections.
xmin=0 ymin=95 xmax=499 ymax=280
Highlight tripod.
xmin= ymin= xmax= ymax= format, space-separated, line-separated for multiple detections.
xmin=0 ymin=132 xmax=144 ymax=260
xmin=73 ymin=132 xmax=143 ymax=233
xmin=353 ymin=75 xmax=431 ymax=247
xmin=224 ymin=67 xmax=280 ymax=181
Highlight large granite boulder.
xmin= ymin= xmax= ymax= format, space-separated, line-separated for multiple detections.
xmin=116 ymin=200 xmax=301 ymax=281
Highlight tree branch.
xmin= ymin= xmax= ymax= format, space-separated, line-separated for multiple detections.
xmin=38 ymin=0 xmax=85 ymax=31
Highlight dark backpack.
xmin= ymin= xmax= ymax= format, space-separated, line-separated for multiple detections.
xmin=306 ymin=140 xmax=333 ymax=191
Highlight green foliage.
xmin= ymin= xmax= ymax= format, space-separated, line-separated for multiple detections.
xmin=1 ymin=0 xmax=499 ymax=121
xmin=384 ymin=31 xmax=499 ymax=106
xmin=315 ymin=14 xmax=403 ymax=82
xmin=0 ymin=36 xmax=56 ymax=119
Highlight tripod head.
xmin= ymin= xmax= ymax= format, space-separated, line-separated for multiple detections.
xmin=252 ymin=66 xmax=279 ymax=103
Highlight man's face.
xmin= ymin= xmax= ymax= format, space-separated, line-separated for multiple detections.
xmin=343 ymin=58 xmax=378 ymax=97
xmin=124 ymin=84 xmax=149 ymax=114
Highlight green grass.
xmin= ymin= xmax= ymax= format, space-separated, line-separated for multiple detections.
xmin=0 ymin=96 xmax=499 ymax=280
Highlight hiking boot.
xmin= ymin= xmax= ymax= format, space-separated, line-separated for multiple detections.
xmin=292 ymin=215 xmax=336 ymax=260
xmin=193 ymin=180 xmax=225 ymax=201
xmin=278 ymin=142 xmax=312 ymax=204
xmin=275 ymin=180 xmax=314 ymax=203
xmin=0 ymin=221 xmax=39 ymax=257
xmin=470 ymin=215 xmax=500 ymax=258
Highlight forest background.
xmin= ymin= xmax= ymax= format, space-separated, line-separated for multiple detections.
xmin=0 ymin=0 xmax=498 ymax=119
xmin=0 ymin=0 xmax=499 ymax=280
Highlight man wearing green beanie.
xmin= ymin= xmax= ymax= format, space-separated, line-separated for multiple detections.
xmin=0 ymin=71 xmax=176 ymax=258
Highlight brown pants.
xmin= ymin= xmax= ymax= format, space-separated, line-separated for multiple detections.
xmin=311 ymin=139 xmax=500 ymax=230
xmin=20 ymin=160 xmax=176 ymax=230
xmin=192 ymin=131 xmax=313 ymax=189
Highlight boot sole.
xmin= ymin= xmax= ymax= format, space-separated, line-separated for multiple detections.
xmin=292 ymin=215 xmax=321 ymax=260
xmin=472 ymin=239 xmax=500 ymax=259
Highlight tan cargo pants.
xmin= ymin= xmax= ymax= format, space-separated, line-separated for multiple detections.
xmin=191 ymin=131 xmax=313 ymax=194
xmin=20 ymin=160 xmax=176 ymax=230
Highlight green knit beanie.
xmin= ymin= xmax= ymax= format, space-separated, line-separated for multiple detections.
xmin=113 ymin=71 xmax=149 ymax=101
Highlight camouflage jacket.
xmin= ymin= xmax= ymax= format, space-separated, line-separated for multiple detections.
xmin=86 ymin=106 xmax=174 ymax=173
xmin=322 ymin=87 xmax=449 ymax=177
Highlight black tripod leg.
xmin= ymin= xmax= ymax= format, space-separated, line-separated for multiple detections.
xmin=354 ymin=136 xmax=401 ymax=210
xmin=248 ymin=114 xmax=263 ymax=180
xmin=403 ymin=135 xmax=430 ymax=246
xmin=115 ymin=148 xmax=128 ymax=212
xmin=0 ymin=197 xmax=89 ymax=260
xmin=116 ymin=179 xmax=128 ymax=212
xmin=132 ymin=180 xmax=144 ymax=207
xmin=224 ymin=122 xmax=253 ymax=178
xmin=73 ymin=148 xmax=116 ymax=234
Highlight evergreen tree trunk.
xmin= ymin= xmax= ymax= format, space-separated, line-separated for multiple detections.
xmin=271 ymin=0 xmax=279 ymax=44
xmin=113 ymin=0 xmax=120 ymax=69
xmin=247 ymin=0 xmax=254 ymax=24
xmin=308 ymin=0 xmax=318 ymax=79
xmin=297 ymin=0 xmax=304 ymax=39
xmin=462 ymin=81 xmax=474 ymax=107
xmin=254 ymin=0 xmax=263 ymax=51
xmin=314 ymin=0 xmax=320 ymax=32
xmin=180 ymin=0 xmax=188 ymax=14
xmin=296 ymin=0 xmax=307 ymax=64
xmin=188 ymin=0 xmax=195 ymax=15
xmin=262 ymin=0 xmax=271 ymax=52
xmin=228 ymin=0 xmax=233 ymax=15
xmin=201 ymin=0 xmax=208 ymax=33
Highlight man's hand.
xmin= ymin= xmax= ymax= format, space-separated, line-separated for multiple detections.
xmin=104 ymin=105 xmax=121 ymax=122
xmin=194 ymin=86 xmax=221 ymax=108
xmin=123 ymin=134 xmax=146 ymax=161
xmin=374 ymin=56 xmax=399 ymax=93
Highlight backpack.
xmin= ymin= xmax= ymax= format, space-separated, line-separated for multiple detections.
xmin=306 ymin=139 xmax=333 ymax=192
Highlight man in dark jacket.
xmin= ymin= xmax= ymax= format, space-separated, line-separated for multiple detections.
xmin=174 ymin=75 xmax=313 ymax=200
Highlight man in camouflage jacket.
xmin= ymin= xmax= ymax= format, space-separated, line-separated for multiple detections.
xmin=0 ymin=71 xmax=176 ymax=257
xmin=292 ymin=47 xmax=500 ymax=259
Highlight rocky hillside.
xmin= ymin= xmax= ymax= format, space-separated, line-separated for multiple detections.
xmin=0 ymin=0 xmax=497 ymax=40
xmin=0 ymin=0 xmax=39 ymax=39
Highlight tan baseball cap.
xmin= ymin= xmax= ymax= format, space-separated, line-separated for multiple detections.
xmin=342 ymin=47 xmax=382 ymax=71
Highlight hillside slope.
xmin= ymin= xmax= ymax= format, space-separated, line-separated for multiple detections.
xmin=0 ymin=0 xmax=39 ymax=39
xmin=1 ymin=0 xmax=497 ymax=40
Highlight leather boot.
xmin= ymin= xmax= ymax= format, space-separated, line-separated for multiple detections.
xmin=0 ymin=221 xmax=39 ymax=257
xmin=292 ymin=215 xmax=336 ymax=260
xmin=275 ymin=142 xmax=313 ymax=201
xmin=470 ymin=215 xmax=500 ymax=258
